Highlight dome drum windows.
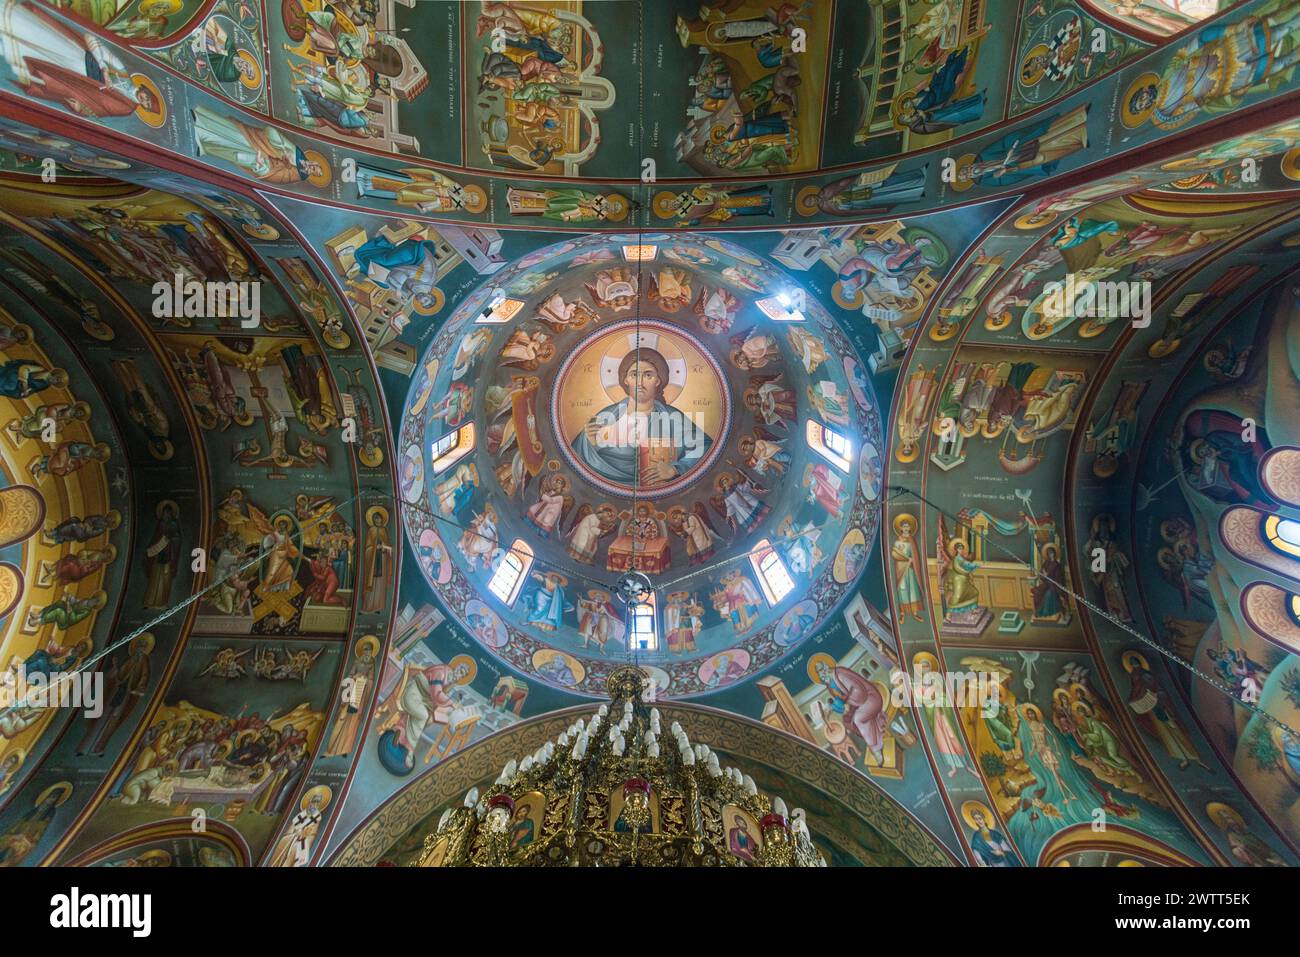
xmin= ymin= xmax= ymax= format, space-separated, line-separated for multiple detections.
xmin=807 ymin=420 xmax=852 ymax=472
xmin=488 ymin=539 xmax=534 ymax=606
xmin=749 ymin=539 xmax=796 ymax=606
xmin=431 ymin=424 xmax=475 ymax=475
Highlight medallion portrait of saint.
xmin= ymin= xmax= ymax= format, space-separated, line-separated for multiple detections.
xmin=557 ymin=321 xmax=730 ymax=497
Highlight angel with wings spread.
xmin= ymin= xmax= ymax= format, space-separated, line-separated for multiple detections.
xmin=647 ymin=268 xmax=693 ymax=312
xmin=711 ymin=467 xmax=770 ymax=535
xmin=484 ymin=376 xmax=544 ymax=499
xmin=525 ymin=474 xmax=574 ymax=538
xmin=743 ymin=373 xmax=797 ymax=430
xmin=728 ymin=327 xmax=780 ymax=370
xmin=565 ymin=502 xmax=617 ymax=565
xmin=535 ymin=292 xmax=597 ymax=333
xmin=667 ymin=503 xmax=722 ymax=565
xmin=739 ymin=427 xmax=790 ymax=475
xmin=693 ymin=285 xmax=739 ymax=334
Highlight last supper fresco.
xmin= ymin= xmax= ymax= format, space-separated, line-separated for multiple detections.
xmin=0 ymin=0 xmax=1291 ymax=920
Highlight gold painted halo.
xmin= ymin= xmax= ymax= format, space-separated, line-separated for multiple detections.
xmin=131 ymin=632 xmax=156 ymax=655
xmin=1205 ymin=801 xmax=1244 ymax=831
xmin=241 ymin=221 xmax=280 ymax=240
xmin=411 ymin=287 xmax=444 ymax=316
xmin=303 ymin=149 xmax=332 ymax=188
xmin=1281 ymin=147 xmax=1300 ymax=181
xmin=652 ymin=190 xmax=683 ymax=219
xmin=449 ymin=653 xmax=477 ymax=684
xmin=1147 ymin=336 xmax=1179 ymax=358
xmin=1121 ymin=72 xmax=1160 ymax=128
xmin=460 ymin=184 xmax=488 ymax=214
xmin=806 ymin=652 xmax=837 ymax=685
xmin=1020 ymin=702 xmax=1043 ymax=721
xmin=359 ymin=445 xmax=384 ymax=468
xmin=831 ymin=281 xmax=865 ymax=311
xmin=892 ymin=512 xmax=918 ymax=536
xmin=911 ymin=650 xmax=939 ymax=673
xmin=795 ymin=185 xmax=821 ymax=217
xmin=592 ymin=328 xmax=691 ymax=405
xmin=236 ymin=50 xmax=262 ymax=90
xmin=131 ymin=75 xmax=167 ymax=128
xmin=530 ymin=649 xmax=582 ymax=683
xmin=1121 ymin=650 xmax=1150 ymax=673
xmin=960 ymin=799 xmax=994 ymax=829
xmin=948 ymin=154 xmax=977 ymax=193
xmin=928 ymin=320 xmax=959 ymax=341
xmin=1019 ymin=43 xmax=1049 ymax=86
xmin=36 ymin=781 xmax=73 ymax=807
xmin=365 ymin=505 xmax=388 ymax=527
xmin=300 ymin=784 xmax=333 ymax=810
xmin=1015 ymin=211 xmax=1057 ymax=230
xmin=601 ymin=193 xmax=630 ymax=222
xmin=355 ymin=634 xmax=380 ymax=659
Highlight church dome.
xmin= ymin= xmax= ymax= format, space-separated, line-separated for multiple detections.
xmin=399 ymin=234 xmax=882 ymax=697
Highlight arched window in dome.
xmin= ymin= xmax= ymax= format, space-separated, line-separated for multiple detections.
xmin=488 ymin=539 xmax=533 ymax=606
xmin=630 ymin=596 xmax=658 ymax=652
xmin=750 ymin=539 xmax=795 ymax=606
xmin=431 ymin=423 xmax=475 ymax=475
xmin=1263 ymin=515 xmax=1300 ymax=559
xmin=806 ymin=420 xmax=851 ymax=472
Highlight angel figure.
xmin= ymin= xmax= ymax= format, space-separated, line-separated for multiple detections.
xmin=694 ymin=285 xmax=740 ymax=334
xmin=711 ymin=468 xmax=770 ymax=535
xmin=199 ymin=647 xmax=249 ymax=678
xmin=667 ymin=503 xmax=722 ymax=565
xmin=647 ymin=268 xmax=692 ymax=312
xmin=458 ymin=505 xmax=499 ymax=569
xmin=891 ymin=514 xmax=926 ymax=622
xmin=525 ymin=474 xmax=573 ymax=538
xmin=584 ymin=268 xmax=638 ymax=312
xmin=535 ymin=292 xmax=597 ymax=333
xmin=499 ymin=327 xmax=555 ymax=371
xmin=451 ymin=329 xmax=494 ymax=381
xmin=577 ymin=589 xmax=623 ymax=654
xmin=728 ymin=327 xmax=780 ymax=369
xmin=936 ymin=516 xmax=985 ymax=626
xmin=744 ymin=373 xmax=797 ymax=430
xmin=787 ymin=327 xmax=830 ymax=374
xmin=738 ymin=428 xmax=790 ymax=475
xmin=484 ymin=376 xmax=543 ymax=499
xmin=281 ymin=647 xmax=324 ymax=681
xmin=565 ymin=502 xmax=617 ymax=565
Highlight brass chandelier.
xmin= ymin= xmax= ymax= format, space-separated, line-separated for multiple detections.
xmin=416 ymin=666 xmax=825 ymax=866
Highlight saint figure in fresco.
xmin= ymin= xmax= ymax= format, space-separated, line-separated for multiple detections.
xmin=571 ymin=348 xmax=711 ymax=488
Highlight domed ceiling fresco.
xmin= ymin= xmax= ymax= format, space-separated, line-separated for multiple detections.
xmin=0 ymin=0 xmax=1291 ymax=874
xmin=399 ymin=233 xmax=882 ymax=706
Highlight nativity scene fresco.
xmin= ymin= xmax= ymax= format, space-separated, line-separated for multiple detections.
xmin=0 ymin=0 xmax=1293 ymax=890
